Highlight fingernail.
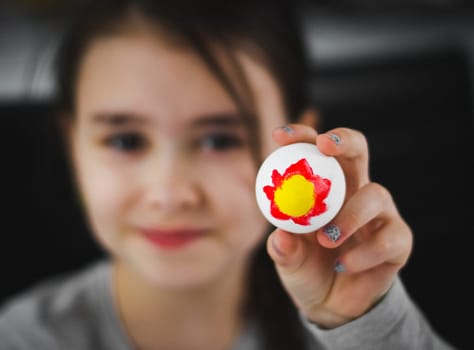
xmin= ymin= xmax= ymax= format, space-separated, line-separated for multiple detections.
xmin=323 ymin=224 xmax=341 ymax=242
xmin=278 ymin=125 xmax=294 ymax=134
xmin=272 ymin=235 xmax=285 ymax=257
xmin=327 ymin=133 xmax=341 ymax=145
xmin=334 ymin=261 xmax=345 ymax=273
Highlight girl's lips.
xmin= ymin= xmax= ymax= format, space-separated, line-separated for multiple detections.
xmin=140 ymin=228 xmax=207 ymax=249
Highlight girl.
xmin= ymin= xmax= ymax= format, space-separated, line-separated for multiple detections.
xmin=0 ymin=0 xmax=456 ymax=349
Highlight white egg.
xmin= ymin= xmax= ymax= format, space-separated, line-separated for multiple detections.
xmin=255 ymin=142 xmax=346 ymax=234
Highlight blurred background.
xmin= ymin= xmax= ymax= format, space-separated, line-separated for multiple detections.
xmin=1 ymin=1 xmax=473 ymax=349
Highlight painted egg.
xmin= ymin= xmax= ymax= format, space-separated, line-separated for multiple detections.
xmin=255 ymin=142 xmax=345 ymax=234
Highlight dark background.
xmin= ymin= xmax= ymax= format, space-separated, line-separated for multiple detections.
xmin=1 ymin=1 xmax=473 ymax=349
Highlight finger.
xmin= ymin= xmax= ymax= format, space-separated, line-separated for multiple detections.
xmin=316 ymin=128 xmax=370 ymax=192
xmin=272 ymin=124 xmax=318 ymax=146
xmin=317 ymin=182 xmax=396 ymax=248
xmin=335 ymin=220 xmax=413 ymax=274
xmin=316 ymin=127 xmax=368 ymax=160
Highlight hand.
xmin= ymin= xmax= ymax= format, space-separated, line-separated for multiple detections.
xmin=266 ymin=124 xmax=413 ymax=328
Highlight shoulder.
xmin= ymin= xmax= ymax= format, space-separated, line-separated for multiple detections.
xmin=0 ymin=259 xmax=112 ymax=350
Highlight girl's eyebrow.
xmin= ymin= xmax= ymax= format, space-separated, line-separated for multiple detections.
xmin=90 ymin=112 xmax=245 ymax=128
xmin=91 ymin=113 xmax=148 ymax=126
xmin=191 ymin=113 xmax=245 ymax=128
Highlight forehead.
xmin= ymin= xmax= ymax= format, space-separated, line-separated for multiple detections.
xmin=75 ymin=21 xmax=285 ymax=137
xmin=76 ymin=29 xmax=229 ymax=119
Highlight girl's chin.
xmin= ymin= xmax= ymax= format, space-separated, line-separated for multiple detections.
xmin=142 ymin=269 xmax=223 ymax=291
xmin=117 ymin=234 xmax=253 ymax=290
xmin=131 ymin=257 xmax=228 ymax=290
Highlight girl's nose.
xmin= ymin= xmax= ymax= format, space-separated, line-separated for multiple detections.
xmin=142 ymin=149 xmax=203 ymax=213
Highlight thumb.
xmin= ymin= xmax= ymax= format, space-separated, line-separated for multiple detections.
xmin=267 ymin=229 xmax=335 ymax=314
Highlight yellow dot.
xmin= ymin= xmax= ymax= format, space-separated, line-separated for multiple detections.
xmin=274 ymin=175 xmax=315 ymax=217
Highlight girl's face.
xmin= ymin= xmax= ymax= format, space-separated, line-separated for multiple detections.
xmin=70 ymin=22 xmax=286 ymax=289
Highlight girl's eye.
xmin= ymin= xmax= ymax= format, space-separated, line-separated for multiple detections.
xmin=200 ymin=133 xmax=244 ymax=151
xmin=104 ymin=132 xmax=147 ymax=152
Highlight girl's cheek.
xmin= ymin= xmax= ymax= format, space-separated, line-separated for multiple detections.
xmin=77 ymin=162 xmax=132 ymax=223
xmin=200 ymin=158 xmax=260 ymax=222
xmin=199 ymin=156 xmax=255 ymax=196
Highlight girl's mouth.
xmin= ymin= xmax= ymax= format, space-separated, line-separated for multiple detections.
xmin=139 ymin=228 xmax=207 ymax=249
